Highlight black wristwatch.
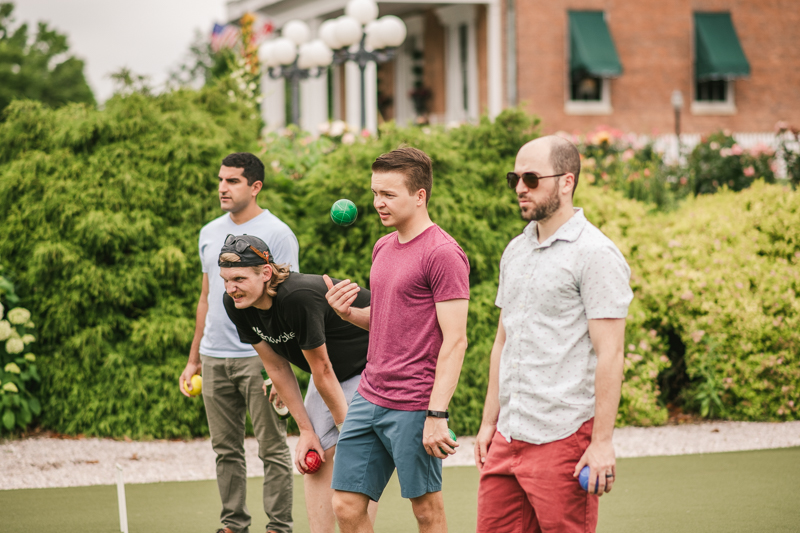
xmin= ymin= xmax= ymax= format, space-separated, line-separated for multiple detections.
xmin=426 ymin=410 xmax=449 ymax=420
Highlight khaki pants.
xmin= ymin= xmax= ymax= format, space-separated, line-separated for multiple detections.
xmin=202 ymin=355 xmax=293 ymax=533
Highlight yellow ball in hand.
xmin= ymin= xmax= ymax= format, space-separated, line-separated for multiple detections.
xmin=185 ymin=375 xmax=203 ymax=396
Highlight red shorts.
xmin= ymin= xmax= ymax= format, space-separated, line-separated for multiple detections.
xmin=476 ymin=418 xmax=598 ymax=533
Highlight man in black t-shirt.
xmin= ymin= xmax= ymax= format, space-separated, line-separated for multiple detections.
xmin=218 ymin=234 xmax=376 ymax=533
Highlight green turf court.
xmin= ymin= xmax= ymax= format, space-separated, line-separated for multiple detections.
xmin=3 ymin=447 xmax=799 ymax=532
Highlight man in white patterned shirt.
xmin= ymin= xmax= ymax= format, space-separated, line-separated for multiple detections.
xmin=473 ymin=136 xmax=633 ymax=533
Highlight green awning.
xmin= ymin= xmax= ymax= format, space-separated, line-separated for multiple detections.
xmin=695 ymin=13 xmax=750 ymax=80
xmin=569 ymin=11 xmax=622 ymax=77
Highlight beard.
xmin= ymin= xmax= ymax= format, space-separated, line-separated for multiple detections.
xmin=520 ymin=185 xmax=561 ymax=222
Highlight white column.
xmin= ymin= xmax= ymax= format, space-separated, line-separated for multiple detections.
xmin=436 ymin=5 xmax=479 ymax=124
xmin=344 ymin=56 xmax=378 ymax=134
xmin=300 ymin=18 xmax=329 ymax=134
xmin=345 ymin=60 xmax=361 ymax=130
xmin=261 ymin=73 xmax=286 ymax=132
xmin=394 ymin=15 xmax=424 ymax=127
xmin=364 ymin=61 xmax=377 ymax=134
xmin=487 ymin=0 xmax=503 ymax=119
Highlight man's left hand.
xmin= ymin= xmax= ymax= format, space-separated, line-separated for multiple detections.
xmin=422 ymin=417 xmax=458 ymax=459
xmin=573 ymin=439 xmax=616 ymax=495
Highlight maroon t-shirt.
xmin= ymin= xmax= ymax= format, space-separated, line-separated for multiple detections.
xmin=357 ymin=224 xmax=470 ymax=411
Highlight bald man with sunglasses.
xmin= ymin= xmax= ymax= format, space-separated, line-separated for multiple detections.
xmin=474 ymin=136 xmax=632 ymax=533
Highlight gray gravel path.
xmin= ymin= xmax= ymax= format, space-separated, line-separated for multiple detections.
xmin=2 ymin=421 xmax=799 ymax=491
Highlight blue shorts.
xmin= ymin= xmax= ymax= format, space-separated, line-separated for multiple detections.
xmin=331 ymin=392 xmax=442 ymax=501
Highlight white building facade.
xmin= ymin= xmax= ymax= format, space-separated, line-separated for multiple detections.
xmin=227 ymin=0 xmax=504 ymax=134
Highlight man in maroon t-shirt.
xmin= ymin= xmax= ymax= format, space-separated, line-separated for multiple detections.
xmin=324 ymin=147 xmax=470 ymax=533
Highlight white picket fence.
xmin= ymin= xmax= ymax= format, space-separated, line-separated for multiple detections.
xmin=652 ymin=132 xmax=798 ymax=177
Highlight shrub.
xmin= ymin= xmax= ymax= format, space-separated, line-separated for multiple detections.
xmin=688 ymin=131 xmax=777 ymax=195
xmin=627 ymin=182 xmax=800 ymax=421
xmin=0 ymin=266 xmax=42 ymax=433
xmin=0 ymin=85 xmax=262 ymax=438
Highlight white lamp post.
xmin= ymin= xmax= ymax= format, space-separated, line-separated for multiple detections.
xmin=318 ymin=0 xmax=407 ymax=130
xmin=259 ymin=20 xmax=334 ymax=126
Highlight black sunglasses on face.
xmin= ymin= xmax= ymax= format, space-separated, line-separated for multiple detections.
xmin=506 ymin=172 xmax=567 ymax=190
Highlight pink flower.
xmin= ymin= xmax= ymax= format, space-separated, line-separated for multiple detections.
xmin=679 ymin=176 xmax=688 ymax=185
xmin=775 ymin=120 xmax=789 ymax=133
xmin=621 ymin=149 xmax=635 ymax=161
xmin=681 ymin=290 xmax=694 ymax=301
xmin=691 ymin=330 xmax=705 ymax=343
xmin=731 ymin=143 xmax=744 ymax=155
xmin=720 ymin=148 xmax=732 ymax=157
xmin=744 ymin=166 xmax=755 ymax=177
xmin=710 ymin=142 xmax=720 ymax=150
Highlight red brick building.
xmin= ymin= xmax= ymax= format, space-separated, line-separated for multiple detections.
xmin=234 ymin=0 xmax=799 ymax=135
xmin=514 ymin=0 xmax=800 ymax=135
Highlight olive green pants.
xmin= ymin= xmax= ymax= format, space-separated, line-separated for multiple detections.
xmin=202 ymin=355 xmax=293 ymax=533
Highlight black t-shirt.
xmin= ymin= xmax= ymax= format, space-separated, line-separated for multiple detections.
xmin=223 ymin=273 xmax=370 ymax=382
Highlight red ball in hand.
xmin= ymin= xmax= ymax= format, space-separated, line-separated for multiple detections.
xmin=304 ymin=450 xmax=322 ymax=474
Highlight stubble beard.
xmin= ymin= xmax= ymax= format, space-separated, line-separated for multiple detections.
xmin=520 ymin=185 xmax=561 ymax=222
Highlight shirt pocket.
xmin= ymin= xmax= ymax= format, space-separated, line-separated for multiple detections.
xmin=529 ymin=264 xmax=580 ymax=317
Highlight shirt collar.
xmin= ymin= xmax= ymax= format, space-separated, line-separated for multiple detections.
xmin=523 ymin=208 xmax=587 ymax=248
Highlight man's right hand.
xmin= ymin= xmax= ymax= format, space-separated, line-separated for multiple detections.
xmin=474 ymin=422 xmax=496 ymax=470
xmin=294 ymin=429 xmax=325 ymax=475
xmin=323 ymin=274 xmax=360 ymax=319
xmin=179 ymin=361 xmax=202 ymax=398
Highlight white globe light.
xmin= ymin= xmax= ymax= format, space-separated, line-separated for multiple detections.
xmin=258 ymin=41 xmax=278 ymax=68
xmin=334 ymin=16 xmax=363 ymax=48
xmin=297 ymin=42 xmax=316 ymax=69
xmin=319 ymin=19 xmax=342 ymax=50
xmin=271 ymin=37 xmax=298 ymax=65
xmin=346 ymin=0 xmax=379 ymax=25
xmin=283 ymin=19 xmax=311 ymax=45
xmin=378 ymin=15 xmax=407 ymax=48
xmin=308 ymin=39 xmax=334 ymax=67
xmin=364 ymin=20 xmax=385 ymax=50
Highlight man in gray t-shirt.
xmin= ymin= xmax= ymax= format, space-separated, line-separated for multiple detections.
xmin=179 ymin=152 xmax=299 ymax=533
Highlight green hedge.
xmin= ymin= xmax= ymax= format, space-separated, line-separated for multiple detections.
xmin=1 ymin=93 xmax=797 ymax=438
xmin=0 ymin=85 xmax=261 ymax=438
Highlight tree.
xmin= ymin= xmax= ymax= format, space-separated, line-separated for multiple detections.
xmin=0 ymin=2 xmax=95 ymax=117
xmin=169 ymin=29 xmax=236 ymax=88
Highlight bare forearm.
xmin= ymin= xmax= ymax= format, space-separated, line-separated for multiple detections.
xmin=344 ymin=306 xmax=370 ymax=331
xmin=593 ymin=351 xmax=623 ymax=443
xmin=265 ymin=361 xmax=315 ymax=432
xmin=188 ymin=296 xmax=208 ymax=364
xmin=312 ymin=368 xmax=348 ymax=425
xmin=428 ymin=336 xmax=468 ymax=411
xmin=481 ymin=324 xmax=505 ymax=426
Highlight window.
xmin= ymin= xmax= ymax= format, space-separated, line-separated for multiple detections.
xmin=692 ymin=13 xmax=749 ymax=114
xmin=565 ymin=11 xmax=621 ymax=115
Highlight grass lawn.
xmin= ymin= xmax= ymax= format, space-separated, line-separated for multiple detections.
xmin=3 ymin=447 xmax=799 ymax=532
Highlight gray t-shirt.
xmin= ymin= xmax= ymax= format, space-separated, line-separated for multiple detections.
xmin=198 ymin=210 xmax=299 ymax=358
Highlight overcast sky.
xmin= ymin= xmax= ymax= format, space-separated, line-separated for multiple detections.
xmin=13 ymin=0 xmax=228 ymax=102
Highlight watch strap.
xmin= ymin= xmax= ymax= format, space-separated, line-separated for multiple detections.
xmin=426 ymin=410 xmax=449 ymax=419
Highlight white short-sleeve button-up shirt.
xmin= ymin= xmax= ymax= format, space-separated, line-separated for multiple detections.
xmin=495 ymin=208 xmax=633 ymax=445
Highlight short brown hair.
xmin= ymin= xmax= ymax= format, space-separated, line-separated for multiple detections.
xmin=371 ymin=147 xmax=433 ymax=204
xmin=549 ymin=139 xmax=581 ymax=196
xmin=219 ymin=252 xmax=290 ymax=297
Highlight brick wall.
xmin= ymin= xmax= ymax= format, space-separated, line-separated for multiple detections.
xmin=515 ymin=0 xmax=800 ymax=134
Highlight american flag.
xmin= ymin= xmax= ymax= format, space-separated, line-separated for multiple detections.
xmin=211 ymin=23 xmax=240 ymax=52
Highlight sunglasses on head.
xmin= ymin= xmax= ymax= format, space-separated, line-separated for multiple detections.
xmin=224 ymin=235 xmax=270 ymax=263
xmin=506 ymin=172 xmax=567 ymax=190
